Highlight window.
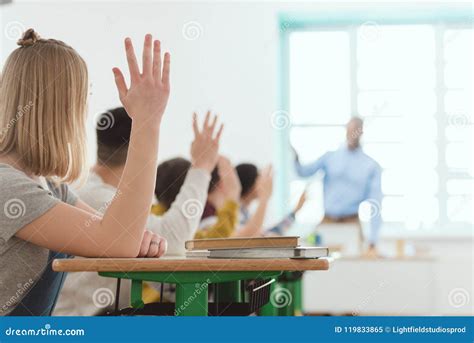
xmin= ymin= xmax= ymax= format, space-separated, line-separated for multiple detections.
xmin=283 ymin=22 xmax=473 ymax=232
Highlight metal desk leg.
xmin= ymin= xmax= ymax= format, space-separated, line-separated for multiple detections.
xmin=277 ymin=281 xmax=295 ymax=316
xmin=130 ymin=279 xmax=145 ymax=309
xmin=216 ymin=281 xmax=242 ymax=303
xmin=175 ymin=282 xmax=209 ymax=316
xmin=114 ymin=278 xmax=121 ymax=312
xmin=294 ymin=278 xmax=303 ymax=316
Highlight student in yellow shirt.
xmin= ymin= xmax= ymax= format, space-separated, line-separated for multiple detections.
xmin=195 ymin=156 xmax=241 ymax=239
xmin=235 ymin=163 xmax=307 ymax=237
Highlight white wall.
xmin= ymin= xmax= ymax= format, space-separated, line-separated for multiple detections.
xmin=1 ymin=1 xmax=285 ymax=166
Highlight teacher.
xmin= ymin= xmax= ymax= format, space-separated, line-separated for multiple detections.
xmin=293 ymin=117 xmax=382 ymax=251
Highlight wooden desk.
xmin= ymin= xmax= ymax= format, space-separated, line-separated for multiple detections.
xmin=53 ymin=258 xmax=330 ymax=316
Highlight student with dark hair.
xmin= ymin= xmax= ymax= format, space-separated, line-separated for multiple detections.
xmin=96 ymin=107 xmax=132 ymax=168
xmin=152 ymin=158 xmax=222 ymax=211
xmin=153 ymin=158 xmax=192 ymax=210
xmin=153 ymin=155 xmax=241 ymax=240
xmin=236 ymin=163 xmax=307 ymax=236
xmin=55 ymin=111 xmax=222 ymax=315
xmin=236 ymin=163 xmax=259 ymax=198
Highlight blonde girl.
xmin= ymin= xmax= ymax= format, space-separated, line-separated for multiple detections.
xmin=0 ymin=29 xmax=170 ymax=315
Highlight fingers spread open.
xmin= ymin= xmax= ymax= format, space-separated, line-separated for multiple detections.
xmin=152 ymin=40 xmax=162 ymax=80
xmin=262 ymin=165 xmax=273 ymax=178
xmin=161 ymin=52 xmax=171 ymax=86
xmin=142 ymin=34 xmax=153 ymax=76
xmin=125 ymin=38 xmax=140 ymax=84
xmin=192 ymin=112 xmax=200 ymax=137
xmin=214 ymin=123 xmax=224 ymax=142
xmin=203 ymin=110 xmax=211 ymax=129
xmin=209 ymin=114 xmax=218 ymax=133
xmin=112 ymin=67 xmax=128 ymax=100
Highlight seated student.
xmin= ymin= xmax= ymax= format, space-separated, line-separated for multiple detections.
xmin=54 ymin=110 xmax=222 ymax=315
xmin=236 ymin=163 xmax=307 ymax=236
xmin=0 ymin=30 xmax=169 ymax=316
xmin=234 ymin=164 xmax=273 ymax=237
xmin=154 ymin=155 xmax=241 ymax=239
xmin=195 ymin=156 xmax=242 ymax=238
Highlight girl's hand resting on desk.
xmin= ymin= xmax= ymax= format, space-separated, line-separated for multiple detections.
xmin=191 ymin=111 xmax=223 ymax=173
xmin=113 ymin=34 xmax=171 ymax=128
xmin=138 ymin=231 xmax=167 ymax=258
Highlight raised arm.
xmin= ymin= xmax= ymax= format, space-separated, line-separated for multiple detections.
xmin=194 ymin=156 xmax=241 ymax=239
xmin=266 ymin=190 xmax=306 ymax=235
xmin=147 ymin=112 xmax=222 ymax=255
xmin=293 ymin=146 xmax=327 ymax=178
xmin=235 ymin=166 xmax=273 ymax=237
xmin=15 ymin=35 xmax=171 ymax=258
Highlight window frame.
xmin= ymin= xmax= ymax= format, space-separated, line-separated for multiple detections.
xmin=275 ymin=6 xmax=473 ymax=236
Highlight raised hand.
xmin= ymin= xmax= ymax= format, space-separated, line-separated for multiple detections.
xmin=112 ymin=34 xmax=170 ymax=129
xmin=217 ymin=156 xmax=241 ymax=202
xmin=256 ymin=165 xmax=273 ymax=202
xmin=191 ymin=111 xmax=223 ymax=173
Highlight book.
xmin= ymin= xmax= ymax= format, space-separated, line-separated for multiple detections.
xmin=185 ymin=247 xmax=329 ymax=259
xmin=185 ymin=236 xmax=300 ymax=251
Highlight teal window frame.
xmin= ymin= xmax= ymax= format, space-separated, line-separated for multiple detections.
xmin=274 ymin=4 xmax=473 ymax=233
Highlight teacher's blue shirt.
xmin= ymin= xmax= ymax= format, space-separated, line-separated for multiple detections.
xmin=295 ymin=145 xmax=382 ymax=244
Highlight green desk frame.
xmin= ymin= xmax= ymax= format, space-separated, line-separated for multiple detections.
xmin=99 ymin=271 xmax=282 ymax=316
xmin=259 ymin=273 xmax=303 ymax=316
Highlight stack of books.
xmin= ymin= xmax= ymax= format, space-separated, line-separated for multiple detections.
xmin=185 ymin=236 xmax=328 ymax=259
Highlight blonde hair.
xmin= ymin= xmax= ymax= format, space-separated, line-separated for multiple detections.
xmin=0 ymin=29 xmax=88 ymax=183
